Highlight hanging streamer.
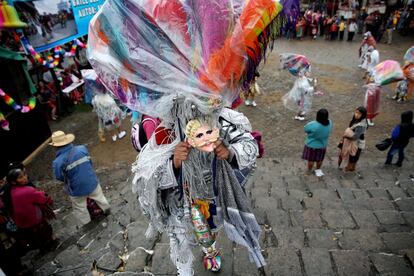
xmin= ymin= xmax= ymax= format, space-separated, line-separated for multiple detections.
xmin=0 ymin=88 xmax=37 ymax=131
xmin=0 ymin=111 xmax=9 ymax=131
xmin=0 ymin=89 xmax=36 ymax=113
xmin=26 ymin=39 xmax=86 ymax=69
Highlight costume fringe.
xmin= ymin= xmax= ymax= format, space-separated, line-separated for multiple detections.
xmin=169 ymin=232 xmax=194 ymax=276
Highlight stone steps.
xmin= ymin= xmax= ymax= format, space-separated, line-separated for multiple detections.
xmin=31 ymin=157 xmax=414 ymax=275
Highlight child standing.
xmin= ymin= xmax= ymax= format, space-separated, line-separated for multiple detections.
xmin=393 ymin=79 xmax=408 ymax=102
xmin=302 ymin=109 xmax=333 ymax=176
xmin=338 ymin=107 xmax=368 ymax=172
xmin=385 ymin=111 xmax=414 ymax=167
xmin=347 ymin=20 xmax=358 ymax=41
xmin=402 ymin=61 xmax=414 ymax=100
xmin=330 ymin=20 xmax=338 ymax=40
xmin=339 ymin=18 xmax=346 ymax=40
xmin=244 ymin=72 xmax=261 ymax=107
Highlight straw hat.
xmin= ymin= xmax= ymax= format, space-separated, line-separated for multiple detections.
xmin=49 ymin=131 xmax=75 ymax=147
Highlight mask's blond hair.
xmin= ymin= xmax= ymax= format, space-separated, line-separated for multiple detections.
xmin=185 ymin=119 xmax=202 ymax=139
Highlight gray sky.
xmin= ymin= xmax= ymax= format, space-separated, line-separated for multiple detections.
xmin=33 ymin=0 xmax=70 ymax=15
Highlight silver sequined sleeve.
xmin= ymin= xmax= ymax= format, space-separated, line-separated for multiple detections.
xmin=220 ymin=109 xmax=258 ymax=170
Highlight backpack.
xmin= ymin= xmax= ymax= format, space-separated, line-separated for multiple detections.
xmin=131 ymin=117 xmax=158 ymax=152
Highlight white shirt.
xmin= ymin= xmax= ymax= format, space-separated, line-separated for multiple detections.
xmin=368 ymin=50 xmax=380 ymax=73
xmin=349 ymin=22 xmax=358 ymax=32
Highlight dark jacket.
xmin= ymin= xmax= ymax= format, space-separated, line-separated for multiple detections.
xmin=391 ymin=111 xmax=414 ymax=147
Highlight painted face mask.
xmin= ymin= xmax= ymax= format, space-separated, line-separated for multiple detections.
xmin=186 ymin=119 xmax=219 ymax=152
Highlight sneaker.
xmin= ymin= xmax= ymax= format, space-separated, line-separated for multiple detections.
xmin=112 ymin=135 xmax=117 ymax=141
xmin=245 ymin=100 xmax=252 ymax=106
xmin=294 ymin=115 xmax=301 ymax=120
xmin=297 ymin=116 xmax=305 ymax=121
xmin=392 ymin=95 xmax=398 ymax=100
xmin=118 ymin=130 xmax=126 ymax=139
xmin=367 ymin=119 xmax=374 ymax=126
xmin=314 ymin=169 xmax=324 ymax=177
xmin=251 ymin=101 xmax=257 ymax=107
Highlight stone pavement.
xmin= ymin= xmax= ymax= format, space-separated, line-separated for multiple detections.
xmin=27 ymin=154 xmax=414 ymax=276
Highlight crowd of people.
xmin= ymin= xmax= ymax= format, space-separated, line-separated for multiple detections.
xmin=296 ymin=30 xmax=414 ymax=177
xmin=357 ymin=31 xmax=414 ymax=127
xmin=302 ymin=107 xmax=413 ymax=177
xmin=33 ymin=41 xmax=91 ymax=121
xmin=284 ymin=7 xmax=414 ymax=43
xmin=0 ymin=130 xmax=112 ymax=274
xmin=20 ymin=10 xmax=72 ymax=43
xmin=1 ymin=3 xmax=414 ymax=275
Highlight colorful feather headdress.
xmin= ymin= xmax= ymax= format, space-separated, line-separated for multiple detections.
xmin=88 ymin=0 xmax=283 ymax=118
xmin=280 ymin=53 xmax=311 ymax=77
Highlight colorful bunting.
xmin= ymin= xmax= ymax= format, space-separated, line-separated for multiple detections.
xmin=0 ymin=88 xmax=37 ymax=131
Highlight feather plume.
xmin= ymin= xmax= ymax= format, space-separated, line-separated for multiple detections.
xmin=185 ymin=0 xmax=233 ymax=65
xmin=148 ymin=0 xmax=191 ymax=45
xmin=201 ymin=0 xmax=283 ymax=92
xmin=89 ymin=0 xmax=285 ymax=116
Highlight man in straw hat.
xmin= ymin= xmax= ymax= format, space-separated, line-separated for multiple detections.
xmin=50 ymin=130 xmax=110 ymax=226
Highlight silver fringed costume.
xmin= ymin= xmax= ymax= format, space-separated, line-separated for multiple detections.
xmin=91 ymin=93 xmax=123 ymax=131
xmin=132 ymin=106 xmax=263 ymax=275
xmin=282 ymin=76 xmax=316 ymax=114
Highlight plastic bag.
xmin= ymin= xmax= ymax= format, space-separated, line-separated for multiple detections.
xmin=372 ymin=60 xmax=404 ymax=86
xmin=87 ymin=0 xmax=283 ymax=118
xmin=364 ymin=83 xmax=381 ymax=120
xmin=403 ymin=63 xmax=414 ymax=81
xmin=280 ymin=53 xmax=311 ymax=77
xmin=403 ymin=46 xmax=414 ymax=64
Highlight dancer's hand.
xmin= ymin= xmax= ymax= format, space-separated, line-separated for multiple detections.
xmin=214 ymin=140 xmax=230 ymax=160
xmin=173 ymin=141 xmax=191 ymax=169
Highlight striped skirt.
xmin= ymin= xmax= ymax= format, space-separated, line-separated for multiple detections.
xmin=302 ymin=145 xmax=327 ymax=162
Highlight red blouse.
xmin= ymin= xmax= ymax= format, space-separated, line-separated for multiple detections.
xmin=11 ymin=186 xmax=48 ymax=229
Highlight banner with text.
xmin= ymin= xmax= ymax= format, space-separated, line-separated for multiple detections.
xmin=13 ymin=0 xmax=105 ymax=52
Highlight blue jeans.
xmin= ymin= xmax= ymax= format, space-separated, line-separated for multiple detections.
xmin=385 ymin=144 xmax=405 ymax=166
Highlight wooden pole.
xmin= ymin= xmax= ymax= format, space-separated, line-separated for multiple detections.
xmin=23 ymin=137 xmax=51 ymax=166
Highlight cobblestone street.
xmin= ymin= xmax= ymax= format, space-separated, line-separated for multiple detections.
xmin=25 ymin=34 xmax=414 ymax=275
